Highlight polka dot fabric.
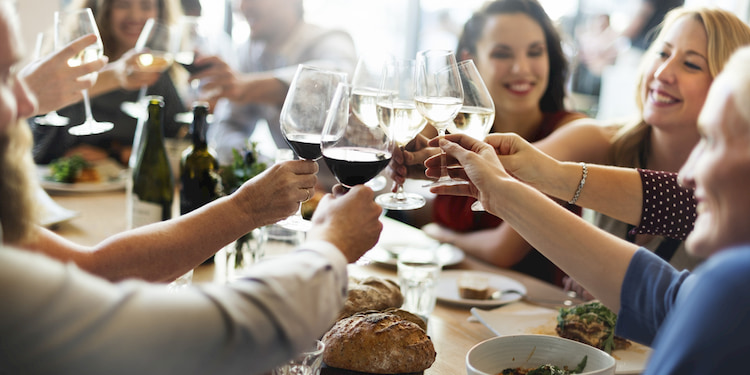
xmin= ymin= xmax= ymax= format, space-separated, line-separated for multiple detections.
xmin=630 ymin=169 xmax=697 ymax=240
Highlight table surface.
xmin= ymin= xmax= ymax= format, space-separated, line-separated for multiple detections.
xmin=47 ymin=189 xmax=583 ymax=375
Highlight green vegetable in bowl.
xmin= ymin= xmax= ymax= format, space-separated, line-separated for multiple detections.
xmin=48 ymin=155 xmax=89 ymax=183
xmin=500 ymin=355 xmax=587 ymax=375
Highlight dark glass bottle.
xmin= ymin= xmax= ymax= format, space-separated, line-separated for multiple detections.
xmin=180 ymin=102 xmax=222 ymax=263
xmin=130 ymin=96 xmax=174 ymax=228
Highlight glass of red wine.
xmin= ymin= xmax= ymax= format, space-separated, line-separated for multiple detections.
xmin=278 ymin=64 xmax=348 ymax=231
xmin=321 ymin=83 xmax=392 ymax=190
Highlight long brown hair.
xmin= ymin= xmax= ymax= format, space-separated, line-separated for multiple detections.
xmin=610 ymin=7 xmax=750 ymax=166
xmin=0 ymin=122 xmax=38 ymax=245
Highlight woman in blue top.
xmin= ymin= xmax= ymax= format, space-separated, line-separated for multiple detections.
xmin=423 ymin=45 xmax=750 ymax=374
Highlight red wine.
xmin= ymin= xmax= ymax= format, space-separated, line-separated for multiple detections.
xmin=285 ymin=134 xmax=323 ymax=160
xmin=322 ymin=147 xmax=392 ymax=187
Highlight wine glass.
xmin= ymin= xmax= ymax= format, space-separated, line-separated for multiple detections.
xmin=174 ymin=15 xmax=213 ymax=124
xmin=321 ymin=83 xmax=392 ymax=189
xmin=450 ymin=60 xmax=495 ymax=211
xmin=54 ymin=8 xmax=113 ymax=136
xmin=32 ymin=32 xmax=70 ymax=127
xmin=351 ymin=55 xmax=392 ymax=191
xmin=277 ymin=64 xmax=348 ymax=231
xmin=120 ymin=18 xmax=178 ymax=120
xmin=414 ymin=49 xmax=464 ymax=187
xmin=374 ymin=59 xmax=429 ymax=210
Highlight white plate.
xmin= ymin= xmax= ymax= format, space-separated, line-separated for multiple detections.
xmin=436 ymin=270 xmax=527 ymax=307
xmin=471 ymin=302 xmax=651 ymax=374
xmin=363 ymin=243 xmax=465 ymax=268
xmin=36 ymin=186 xmax=79 ymax=227
xmin=37 ymin=159 xmax=127 ymax=193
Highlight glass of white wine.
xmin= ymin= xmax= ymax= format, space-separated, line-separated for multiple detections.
xmin=415 ymin=49 xmax=464 ymax=187
xmin=32 ymin=31 xmax=70 ymax=127
xmin=121 ymin=19 xmax=178 ymax=120
xmin=374 ymin=59 xmax=429 ymax=210
xmin=54 ymin=7 xmax=113 ymax=136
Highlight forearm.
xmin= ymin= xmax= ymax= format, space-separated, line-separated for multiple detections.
xmin=535 ymin=162 xmax=642 ymax=226
xmin=236 ymin=74 xmax=287 ymax=105
xmin=88 ymin=68 xmax=124 ymax=97
xmin=491 ymin=178 xmax=637 ymax=310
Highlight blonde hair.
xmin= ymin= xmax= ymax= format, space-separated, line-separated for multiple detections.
xmin=610 ymin=7 xmax=750 ymax=166
xmin=0 ymin=122 xmax=39 ymax=245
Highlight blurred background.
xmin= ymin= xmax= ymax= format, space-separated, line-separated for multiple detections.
xmin=16 ymin=0 xmax=750 ymax=121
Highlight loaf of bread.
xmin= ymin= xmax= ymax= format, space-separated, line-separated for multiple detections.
xmin=337 ymin=276 xmax=404 ymax=320
xmin=322 ymin=310 xmax=436 ymax=374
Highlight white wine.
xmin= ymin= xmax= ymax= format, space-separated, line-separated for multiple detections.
xmin=129 ymin=96 xmax=174 ymax=229
xmin=376 ymin=99 xmax=428 ymax=146
xmin=136 ymin=52 xmax=174 ymax=73
xmin=414 ymin=96 xmax=462 ymax=128
xmin=448 ymin=106 xmax=495 ymax=140
xmin=66 ymin=46 xmax=102 ymax=67
xmin=350 ymin=88 xmax=380 ymax=128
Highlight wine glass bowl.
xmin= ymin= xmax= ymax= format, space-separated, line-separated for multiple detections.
xmin=277 ymin=65 xmax=348 ymax=231
xmin=321 ymin=83 xmax=392 ymax=189
xmin=374 ymin=59 xmax=429 ymax=210
xmin=32 ymin=32 xmax=70 ymax=127
xmin=54 ymin=8 xmax=113 ymax=136
xmin=451 ymin=59 xmax=495 ymax=141
xmin=415 ymin=49 xmax=464 ymax=187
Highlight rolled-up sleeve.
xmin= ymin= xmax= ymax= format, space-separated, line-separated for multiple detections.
xmin=630 ymin=169 xmax=696 ymax=240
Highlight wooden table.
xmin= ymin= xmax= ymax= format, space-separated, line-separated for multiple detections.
xmin=48 ymin=190 xmax=581 ymax=375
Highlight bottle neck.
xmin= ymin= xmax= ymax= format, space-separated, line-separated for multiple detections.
xmin=191 ymin=109 xmax=209 ymax=150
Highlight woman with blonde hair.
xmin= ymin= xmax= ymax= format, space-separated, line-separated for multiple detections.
xmin=424 ymin=7 xmax=750 ymax=286
xmin=31 ymin=0 xmax=188 ymax=165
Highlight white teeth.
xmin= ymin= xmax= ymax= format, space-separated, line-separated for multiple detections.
xmin=509 ymin=83 xmax=531 ymax=92
xmin=652 ymin=91 xmax=676 ymax=104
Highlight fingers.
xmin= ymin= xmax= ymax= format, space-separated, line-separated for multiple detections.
xmin=57 ymin=34 xmax=99 ymax=60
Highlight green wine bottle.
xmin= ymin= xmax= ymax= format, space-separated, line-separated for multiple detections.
xmin=130 ymin=96 xmax=174 ymax=228
xmin=180 ymin=102 xmax=222 ymax=216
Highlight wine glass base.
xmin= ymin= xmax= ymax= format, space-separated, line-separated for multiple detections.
xmin=35 ymin=112 xmax=70 ymax=126
xmin=68 ymin=121 xmax=114 ymax=136
xmin=375 ymin=192 xmax=426 ymax=210
xmin=121 ymin=101 xmax=147 ymax=120
xmin=365 ymin=175 xmax=387 ymax=192
xmin=422 ymin=178 xmax=470 ymax=188
xmin=470 ymin=201 xmax=485 ymax=212
xmin=276 ymin=215 xmax=312 ymax=232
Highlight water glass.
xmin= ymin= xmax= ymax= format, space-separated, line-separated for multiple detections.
xmin=397 ymin=247 xmax=441 ymax=320
xmin=272 ymin=340 xmax=325 ymax=375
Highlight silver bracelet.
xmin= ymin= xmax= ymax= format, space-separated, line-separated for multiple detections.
xmin=568 ymin=162 xmax=587 ymax=205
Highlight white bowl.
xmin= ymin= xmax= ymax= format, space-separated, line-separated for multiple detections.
xmin=466 ymin=334 xmax=616 ymax=375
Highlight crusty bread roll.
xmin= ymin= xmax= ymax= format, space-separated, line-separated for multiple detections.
xmin=337 ymin=276 xmax=404 ymax=320
xmin=322 ymin=310 xmax=436 ymax=374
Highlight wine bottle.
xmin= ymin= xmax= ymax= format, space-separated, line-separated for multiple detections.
xmin=129 ymin=96 xmax=174 ymax=228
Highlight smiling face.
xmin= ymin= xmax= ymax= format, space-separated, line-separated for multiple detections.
xmin=640 ymin=16 xmax=712 ymax=135
xmin=108 ymin=0 xmax=159 ymax=57
xmin=678 ymin=64 xmax=750 ymax=258
xmin=472 ymin=13 xmax=549 ymax=118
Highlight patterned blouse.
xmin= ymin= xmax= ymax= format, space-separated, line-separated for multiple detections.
xmin=631 ymin=169 xmax=697 ymax=241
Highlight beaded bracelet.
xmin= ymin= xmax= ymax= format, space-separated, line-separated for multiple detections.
xmin=568 ymin=162 xmax=587 ymax=205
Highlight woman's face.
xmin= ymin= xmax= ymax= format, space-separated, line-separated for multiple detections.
xmin=472 ymin=13 xmax=549 ymax=118
xmin=109 ymin=0 xmax=159 ymax=53
xmin=640 ymin=17 xmax=712 ymax=134
xmin=679 ymin=76 xmax=750 ymax=259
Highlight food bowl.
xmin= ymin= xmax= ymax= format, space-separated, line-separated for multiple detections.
xmin=466 ymin=334 xmax=616 ymax=375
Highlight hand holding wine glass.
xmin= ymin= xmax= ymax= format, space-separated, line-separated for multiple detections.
xmin=374 ymin=59 xmax=429 ymax=210
xmin=321 ymin=83 xmax=392 ymax=189
xmin=55 ymin=7 xmax=113 ymax=136
xmin=277 ymin=64 xmax=348 ymax=231
xmin=30 ymin=32 xmax=69 ymax=126
xmin=415 ymin=49 xmax=464 ymax=187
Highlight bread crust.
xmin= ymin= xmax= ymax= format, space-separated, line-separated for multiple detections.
xmin=322 ymin=311 xmax=436 ymax=374
xmin=338 ymin=277 xmax=404 ymax=320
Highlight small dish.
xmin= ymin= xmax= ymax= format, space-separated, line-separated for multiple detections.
xmin=436 ymin=270 xmax=526 ymax=307
xmin=36 ymin=186 xmax=79 ymax=227
xmin=363 ymin=243 xmax=465 ymax=268
xmin=37 ymin=159 xmax=127 ymax=193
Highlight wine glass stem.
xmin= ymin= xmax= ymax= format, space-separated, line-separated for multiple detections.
xmin=82 ymin=89 xmax=94 ymax=128
xmin=437 ymin=127 xmax=450 ymax=182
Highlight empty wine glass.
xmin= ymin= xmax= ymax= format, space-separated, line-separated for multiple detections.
xmin=374 ymin=59 xmax=429 ymax=210
xmin=450 ymin=59 xmax=495 ymax=211
xmin=351 ymin=55 xmax=392 ymax=191
xmin=120 ymin=18 xmax=178 ymax=120
xmin=277 ymin=65 xmax=347 ymax=231
xmin=415 ymin=49 xmax=464 ymax=187
xmin=321 ymin=83 xmax=392 ymax=189
xmin=174 ymin=15 xmax=213 ymax=124
xmin=55 ymin=8 xmax=113 ymax=136
xmin=32 ymin=32 xmax=69 ymax=127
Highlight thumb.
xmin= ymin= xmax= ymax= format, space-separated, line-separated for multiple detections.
xmin=438 ymin=137 xmax=470 ymax=164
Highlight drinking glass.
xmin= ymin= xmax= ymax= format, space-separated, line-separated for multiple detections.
xmin=397 ymin=246 xmax=441 ymax=321
xmin=321 ymin=83 xmax=392 ymax=189
xmin=271 ymin=340 xmax=325 ymax=375
xmin=451 ymin=60 xmax=495 ymax=211
xmin=120 ymin=19 xmax=178 ymax=120
xmin=277 ymin=65 xmax=347 ymax=231
xmin=32 ymin=32 xmax=69 ymax=127
xmin=415 ymin=49 xmax=464 ymax=187
xmin=351 ymin=55 xmax=392 ymax=191
xmin=173 ymin=15 xmax=213 ymax=124
xmin=55 ymin=8 xmax=113 ymax=136
xmin=374 ymin=59 xmax=429 ymax=210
